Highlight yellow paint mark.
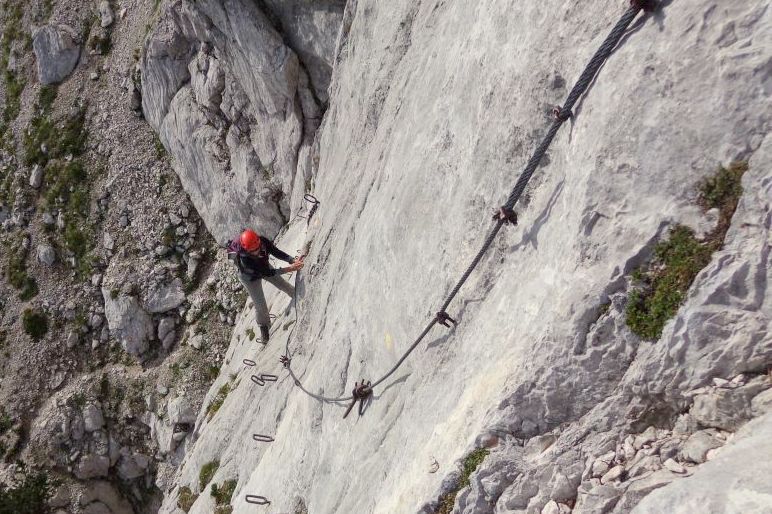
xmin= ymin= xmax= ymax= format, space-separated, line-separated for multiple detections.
xmin=385 ymin=332 xmax=394 ymax=351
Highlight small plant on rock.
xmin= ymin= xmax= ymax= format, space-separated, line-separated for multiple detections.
xmin=626 ymin=162 xmax=749 ymax=341
xmin=205 ymin=382 xmax=231 ymax=420
xmin=211 ymin=478 xmax=237 ymax=513
xmin=199 ymin=460 xmax=219 ymax=491
xmin=22 ymin=308 xmax=48 ymax=340
xmin=177 ymin=485 xmax=197 ymax=512
xmin=0 ymin=465 xmax=55 ymax=513
xmin=435 ymin=448 xmax=489 ymax=514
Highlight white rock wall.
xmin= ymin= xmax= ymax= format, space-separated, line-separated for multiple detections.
xmin=154 ymin=0 xmax=771 ymax=513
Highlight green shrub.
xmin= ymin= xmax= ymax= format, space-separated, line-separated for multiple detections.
xmin=1 ymin=3 xmax=25 ymax=124
xmin=626 ymin=162 xmax=748 ymax=341
xmin=177 ymin=486 xmax=197 ymax=512
xmin=205 ymin=382 xmax=231 ymax=420
xmin=88 ymin=31 xmax=111 ymax=55
xmin=0 ymin=467 xmax=54 ymax=514
xmin=24 ymin=108 xmax=87 ymax=167
xmin=199 ymin=460 xmax=219 ymax=491
xmin=626 ymin=225 xmax=712 ymax=340
xmin=22 ymin=309 xmax=48 ymax=340
xmin=2 ymin=71 xmax=25 ymax=123
xmin=6 ymin=244 xmax=38 ymax=300
xmin=436 ymin=449 xmax=489 ymax=514
xmin=699 ymin=161 xmax=747 ymax=240
xmin=211 ymin=479 xmax=236 ymax=506
xmin=0 ymin=409 xmax=12 ymax=434
xmin=38 ymin=85 xmax=57 ymax=113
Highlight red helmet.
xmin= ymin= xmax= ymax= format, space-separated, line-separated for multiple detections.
xmin=240 ymin=229 xmax=261 ymax=252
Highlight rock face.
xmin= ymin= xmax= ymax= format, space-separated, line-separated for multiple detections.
xmin=152 ymin=0 xmax=771 ymax=513
xmin=32 ymin=25 xmax=81 ymax=85
xmin=141 ymin=0 xmax=343 ymax=242
xmin=102 ymin=290 xmax=154 ymax=355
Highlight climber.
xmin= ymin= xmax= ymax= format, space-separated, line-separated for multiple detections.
xmin=228 ymin=229 xmax=304 ymax=342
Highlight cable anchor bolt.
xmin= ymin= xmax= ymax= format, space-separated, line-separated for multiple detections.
xmin=492 ymin=206 xmax=518 ymax=226
xmin=343 ymin=380 xmax=372 ymax=419
xmin=552 ymin=105 xmax=573 ymax=121
xmin=279 ymin=355 xmax=291 ymax=368
xmin=631 ymin=0 xmax=658 ymax=12
xmin=436 ymin=311 xmax=456 ymax=328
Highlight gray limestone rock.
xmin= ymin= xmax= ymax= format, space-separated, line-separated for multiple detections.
xmin=751 ymin=388 xmax=772 ymax=416
xmin=146 ymin=278 xmax=185 ymax=313
xmin=680 ymin=430 xmax=723 ymax=464
xmin=152 ymin=1 xmax=772 ymax=513
xmin=82 ymin=404 xmax=104 ymax=432
xmin=75 ymin=454 xmax=110 ymax=479
xmin=102 ymin=290 xmax=154 ymax=355
xmin=168 ymin=395 xmax=196 ymax=425
xmin=117 ymin=450 xmax=149 ymax=480
xmin=633 ymin=413 xmax=772 ymax=514
xmin=141 ymin=0 xmax=330 ymax=241
xmin=36 ymin=243 xmax=56 ymax=266
xmin=103 ymin=232 xmax=115 ymax=251
xmin=98 ymin=1 xmax=114 ymax=28
xmin=575 ymin=483 xmax=622 ymax=514
xmin=158 ymin=316 xmax=176 ymax=349
xmin=29 ymin=165 xmax=43 ymax=189
xmin=690 ymin=389 xmax=752 ymax=431
xmin=32 ymin=25 xmax=81 ymax=85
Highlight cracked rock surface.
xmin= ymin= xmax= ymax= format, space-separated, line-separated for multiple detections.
xmin=154 ymin=1 xmax=771 ymax=513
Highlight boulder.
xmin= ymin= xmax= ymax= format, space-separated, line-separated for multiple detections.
xmin=690 ymin=389 xmax=751 ymax=431
xmin=79 ymin=481 xmax=134 ymax=513
xmin=32 ymin=25 xmax=80 ymax=85
xmin=681 ymin=430 xmax=723 ymax=464
xmin=102 ymin=290 xmax=154 ymax=355
xmin=574 ymin=483 xmax=622 ymax=514
xmin=146 ymin=278 xmax=185 ymax=313
xmin=117 ymin=450 xmax=149 ymax=480
xmin=168 ymin=395 xmax=196 ymax=425
xmin=29 ymin=165 xmax=43 ymax=188
xmin=36 ymin=243 xmax=56 ymax=266
xmin=103 ymin=232 xmax=115 ymax=251
xmin=75 ymin=454 xmax=110 ymax=479
xmin=82 ymin=404 xmax=104 ymax=432
xmin=98 ymin=1 xmax=114 ymax=27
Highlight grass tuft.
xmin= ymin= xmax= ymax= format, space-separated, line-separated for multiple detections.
xmin=436 ymin=449 xmax=489 ymax=514
xmin=199 ymin=460 xmax=219 ymax=491
xmin=211 ymin=479 xmax=237 ymax=507
xmin=626 ymin=162 xmax=748 ymax=340
xmin=205 ymin=382 xmax=231 ymax=420
xmin=177 ymin=486 xmax=198 ymax=513
xmin=22 ymin=308 xmax=48 ymax=340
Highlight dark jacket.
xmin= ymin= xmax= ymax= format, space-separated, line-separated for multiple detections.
xmin=235 ymin=236 xmax=295 ymax=281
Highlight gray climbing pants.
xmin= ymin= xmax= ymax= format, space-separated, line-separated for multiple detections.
xmin=239 ymin=273 xmax=295 ymax=326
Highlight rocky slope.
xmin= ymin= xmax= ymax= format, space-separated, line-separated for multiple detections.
xmin=135 ymin=0 xmax=771 ymax=513
xmin=0 ymin=0 xmax=249 ymax=512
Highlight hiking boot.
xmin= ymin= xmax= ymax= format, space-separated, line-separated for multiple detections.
xmin=259 ymin=324 xmax=270 ymax=343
